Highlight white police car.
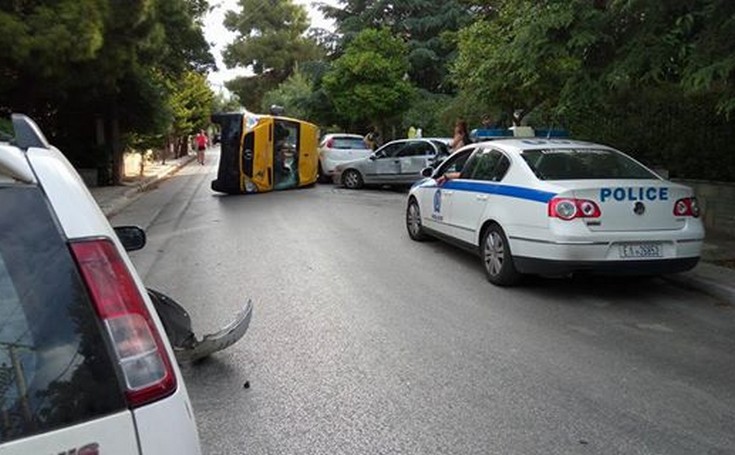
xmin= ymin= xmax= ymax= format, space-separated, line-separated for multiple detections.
xmin=406 ymin=139 xmax=704 ymax=286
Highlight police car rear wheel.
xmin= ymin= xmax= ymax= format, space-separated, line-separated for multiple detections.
xmin=481 ymin=224 xmax=521 ymax=286
xmin=406 ymin=199 xmax=428 ymax=241
xmin=343 ymin=170 xmax=363 ymax=189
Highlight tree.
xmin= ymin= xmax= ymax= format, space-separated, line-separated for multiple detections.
xmin=320 ymin=0 xmax=473 ymax=93
xmin=167 ymin=71 xmax=215 ymax=157
xmin=453 ymin=0 xmax=604 ymax=124
xmin=223 ymin=0 xmax=324 ymax=110
xmin=213 ymin=91 xmax=243 ymax=113
xmin=0 ymin=0 xmax=215 ymax=184
xmin=322 ymin=28 xmax=413 ymax=133
xmin=261 ymin=68 xmax=313 ymax=121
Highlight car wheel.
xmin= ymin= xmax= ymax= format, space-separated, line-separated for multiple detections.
xmin=342 ymin=169 xmax=363 ymax=189
xmin=406 ymin=198 xmax=429 ymax=241
xmin=481 ymin=224 xmax=521 ymax=286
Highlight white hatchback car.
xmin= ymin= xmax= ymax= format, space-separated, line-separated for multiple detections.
xmin=0 ymin=115 xmax=201 ymax=453
xmin=406 ymin=138 xmax=704 ymax=286
xmin=318 ymin=133 xmax=372 ymax=182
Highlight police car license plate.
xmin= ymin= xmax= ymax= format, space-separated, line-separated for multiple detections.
xmin=619 ymin=243 xmax=662 ymax=258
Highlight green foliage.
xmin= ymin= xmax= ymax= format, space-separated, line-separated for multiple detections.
xmin=321 ymin=0 xmax=473 ymax=93
xmin=451 ymin=0 xmax=735 ymax=180
xmin=212 ymin=92 xmax=243 ymax=113
xmin=222 ymin=0 xmax=325 ymax=109
xmin=0 ymin=0 xmax=215 ymax=182
xmin=401 ymin=90 xmax=454 ymax=137
xmin=130 ymin=69 xmax=214 ymax=154
xmin=225 ymin=75 xmax=278 ymax=112
xmin=322 ymin=28 xmax=413 ymax=130
xmin=565 ymin=87 xmax=735 ymax=182
xmin=454 ymin=0 xmax=603 ymax=123
xmin=260 ymin=69 xmax=313 ymax=121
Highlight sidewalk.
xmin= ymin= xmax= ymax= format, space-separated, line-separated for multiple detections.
xmin=88 ymin=159 xmax=735 ymax=304
xmin=89 ymin=153 xmax=196 ymax=218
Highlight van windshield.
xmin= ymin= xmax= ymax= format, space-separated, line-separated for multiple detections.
xmin=521 ymin=148 xmax=659 ymax=180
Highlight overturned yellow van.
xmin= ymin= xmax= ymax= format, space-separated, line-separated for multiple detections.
xmin=211 ymin=112 xmax=319 ymax=194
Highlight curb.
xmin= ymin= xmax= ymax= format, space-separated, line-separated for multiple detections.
xmin=663 ymin=262 xmax=735 ymax=304
xmin=102 ymin=155 xmax=196 ymax=218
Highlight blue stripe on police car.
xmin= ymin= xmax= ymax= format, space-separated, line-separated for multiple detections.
xmin=439 ymin=181 xmax=556 ymax=203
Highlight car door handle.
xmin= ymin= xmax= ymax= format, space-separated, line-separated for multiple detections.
xmin=444 ymin=190 xmax=454 ymax=196
xmin=476 ymin=194 xmax=488 ymax=201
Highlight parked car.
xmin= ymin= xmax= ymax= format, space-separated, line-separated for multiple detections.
xmin=333 ymin=138 xmax=450 ymax=189
xmin=406 ymin=138 xmax=704 ymax=285
xmin=318 ymin=133 xmax=372 ymax=183
xmin=0 ymin=114 xmax=202 ymax=454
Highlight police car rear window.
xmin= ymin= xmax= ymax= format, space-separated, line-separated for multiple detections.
xmin=0 ymin=187 xmax=126 ymax=444
xmin=521 ymin=148 xmax=658 ymax=180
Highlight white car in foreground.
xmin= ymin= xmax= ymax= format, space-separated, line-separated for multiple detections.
xmin=0 ymin=115 xmax=201 ymax=453
xmin=406 ymin=139 xmax=704 ymax=286
xmin=318 ymin=133 xmax=372 ymax=182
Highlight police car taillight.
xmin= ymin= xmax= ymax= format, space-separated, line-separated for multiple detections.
xmin=548 ymin=197 xmax=601 ymax=220
xmin=70 ymin=239 xmax=177 ymax=408
xmin=673 ymin=197 xmax=700 ymax=217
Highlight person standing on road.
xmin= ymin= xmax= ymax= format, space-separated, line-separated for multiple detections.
xmin=195 ymin=130 xmax=208 ymax=165
xmin=364 ymin=127 xmax=381 ymax=151
xmin=450 ymin=119 xmax=470 ymax=152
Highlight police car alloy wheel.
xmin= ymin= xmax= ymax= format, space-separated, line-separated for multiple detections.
xmin=343 ymin=169 xmax=363 ymax=189
xmin=481 ymin=224 xmax=521 ymax=286
xmin=406 ymin=198 xmax=429 ymax=241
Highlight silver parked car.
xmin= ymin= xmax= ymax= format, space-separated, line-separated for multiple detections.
xmin=333 ymin=138 xmax=450 ymax=189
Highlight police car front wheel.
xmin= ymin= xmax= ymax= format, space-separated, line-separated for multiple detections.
xmin=481 ymin=224 xmax=521 ymax=286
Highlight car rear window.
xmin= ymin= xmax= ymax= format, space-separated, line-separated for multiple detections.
xmin=0 ymin=186 xmax=126 ymax=444
xmin=521 ymin=148 xmax=658 ymax=180
xmin=330 ymin=137 xmax=368 ymax=150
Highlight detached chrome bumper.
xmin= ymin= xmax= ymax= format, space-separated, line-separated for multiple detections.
xmin=174 ymin=299 xmax=253 ymax=363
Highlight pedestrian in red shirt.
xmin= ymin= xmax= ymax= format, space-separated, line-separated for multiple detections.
xmin=195 ymin=130 xmax=208 ymax=165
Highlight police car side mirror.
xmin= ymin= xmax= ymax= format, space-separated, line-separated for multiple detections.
xmin=369 ymin=155 xmax=377 ymax=161
xmin=421 ymin=167 xmax=434 ymax=178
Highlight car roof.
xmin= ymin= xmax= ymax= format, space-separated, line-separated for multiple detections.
xmin=473 ymin=138 xmax=609 ymax=154
xmin=323 ymin=133 xmax=364 ymax=139
xmin=382 ymin=138 xmax=434 ymax=145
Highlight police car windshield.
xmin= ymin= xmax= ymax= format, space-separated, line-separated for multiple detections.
xmin=521 ymin=148 xmax=658 ymax=181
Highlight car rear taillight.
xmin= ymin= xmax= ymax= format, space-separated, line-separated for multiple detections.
xmin=673 ymin=197 xmax=700 ymax=217
xmin=548 ymin=197 xmax=601 ymax=220
xmin=326 ymin=138 xmax=334 ymax=148
xmin=70 ymin=239 xmax=176 ymax=407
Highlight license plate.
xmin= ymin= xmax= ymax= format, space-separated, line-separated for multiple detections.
xmin=619 ymin=243 xmax=662 ymax=258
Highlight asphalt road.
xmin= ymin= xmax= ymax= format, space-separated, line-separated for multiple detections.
xmin=111 ymin=151 xmax=735 ymax=455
